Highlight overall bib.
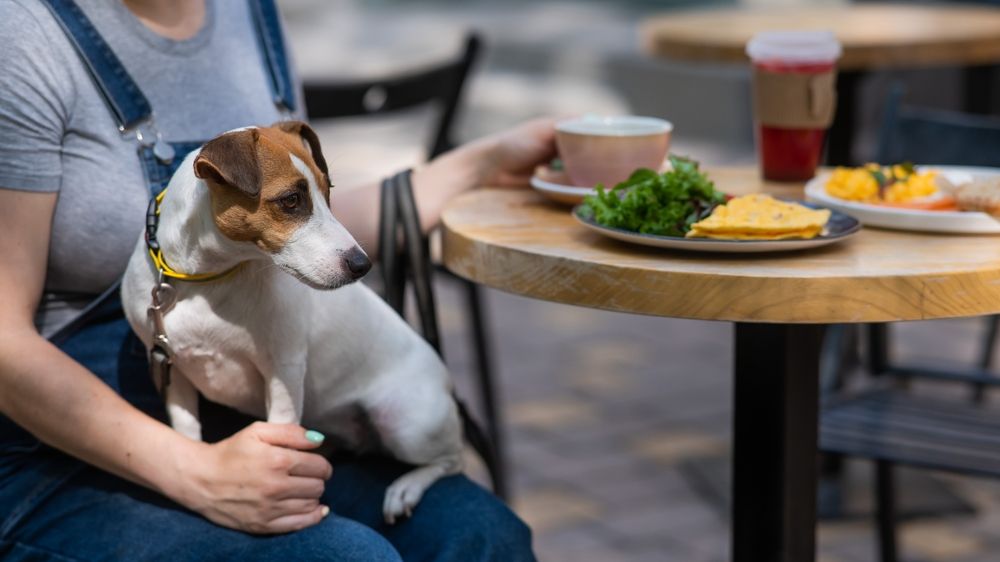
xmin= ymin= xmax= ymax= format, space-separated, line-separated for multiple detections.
xmin=0 ymin=2 xmax=533 ymax=560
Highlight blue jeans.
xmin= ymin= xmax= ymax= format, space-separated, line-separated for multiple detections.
xmin=0 ymin=306 xmax=534 ymax=561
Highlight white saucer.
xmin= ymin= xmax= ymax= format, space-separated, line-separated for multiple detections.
xmin=529 ymin=165 xmax=596 ymax=205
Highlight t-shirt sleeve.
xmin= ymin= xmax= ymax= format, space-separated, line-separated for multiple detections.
xmin=0 ymin=0 xmax=75 ymax=192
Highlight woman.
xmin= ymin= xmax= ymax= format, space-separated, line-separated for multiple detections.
xmin=0 ymin=0 xmax=553 ymax=559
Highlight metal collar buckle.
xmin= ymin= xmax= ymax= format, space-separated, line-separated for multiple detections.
xmin=148 ymin=270 xmax=177 ymax=394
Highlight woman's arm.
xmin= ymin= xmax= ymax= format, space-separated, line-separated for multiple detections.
xmin=333 ymin=117 xmax=557 ymax=253
xmin=0 ymin=189 xmax=332 ymax=534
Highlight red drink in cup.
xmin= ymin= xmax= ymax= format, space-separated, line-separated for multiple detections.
xmin=747 ymin=32 xmax=842 ymax=182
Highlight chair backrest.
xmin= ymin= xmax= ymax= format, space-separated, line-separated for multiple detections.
xmin=302 ymin=33 xmax=481 ymax=159
xmin=877 ymin=84 xmax=1000 ymax=166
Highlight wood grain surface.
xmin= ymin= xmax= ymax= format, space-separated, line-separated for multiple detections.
xmin=441 ymin=168 xmax=1000 ymax=324
xmin=641 ymin=3 xmax=1000 ymax=71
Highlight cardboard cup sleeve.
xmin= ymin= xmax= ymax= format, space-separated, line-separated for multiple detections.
xmin=752 ymin=68 xmax=837 ymax=129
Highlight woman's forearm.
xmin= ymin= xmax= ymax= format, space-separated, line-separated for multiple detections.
xmin=0 ymin=330 xmax=201 ymax=498
xmin=332 ymin=136 xmax=495 ymax=255
xmin=0 ymin=330 xmax=335 ymax=533
xmin=330 ymin=117 xmax=556 ymax=256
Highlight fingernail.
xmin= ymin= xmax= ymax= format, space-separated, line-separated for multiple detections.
xmin=305 ymin=430 xmax=325 ymax=444
xmin=321 ymin=505 xmax=330 ymax=518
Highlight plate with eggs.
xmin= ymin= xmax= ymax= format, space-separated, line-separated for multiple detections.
xmin=575 ymin=194 xmax=860 ymax=253
xmin=804 ymin=164 xmax=1000 ymax=234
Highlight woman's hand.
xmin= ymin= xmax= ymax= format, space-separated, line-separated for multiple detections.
xmin=477 ymin=117 xmax=559 ymax=188
xmin=170 ymin=422 xmax=333 ymax=534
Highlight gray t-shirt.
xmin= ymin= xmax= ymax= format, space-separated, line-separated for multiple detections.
xmin=0 ymin=0 xmax=298 ymax=337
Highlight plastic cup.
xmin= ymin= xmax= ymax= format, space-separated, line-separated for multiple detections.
xmin=747 ymin=31 xmax=842 ymax=182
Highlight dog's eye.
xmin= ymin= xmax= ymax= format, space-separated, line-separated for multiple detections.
xmin=280 ymin=193 xmax=301 ymax=210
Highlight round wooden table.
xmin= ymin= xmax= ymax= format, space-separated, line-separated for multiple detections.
xmin=640 ymin=3 xmax=1000 ymax=164
xmin=642 ymin=4 xmax=1000 ymax=71
xmin=440 ymin=168 xmax=1000 ymax=562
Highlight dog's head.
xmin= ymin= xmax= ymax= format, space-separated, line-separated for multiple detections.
xmin=193 ymin=121 xmax=371 ymax=290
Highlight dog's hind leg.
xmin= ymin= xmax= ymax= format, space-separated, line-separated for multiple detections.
xmin=376 ymin=395 xmax=466 ymax=524
xmin=383 ymin=453 xmax=463 ymax=525
xmin=166 ymin=371 xmax=202 ymax=441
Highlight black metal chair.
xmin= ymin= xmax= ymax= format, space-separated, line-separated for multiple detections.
xmin=819 ymin=85 xmax=1000 ymax=562
xmin=873 ymin=83 xmax=1000 ymax=397
xmin=301 ymin=33 xmax=509 ymax=498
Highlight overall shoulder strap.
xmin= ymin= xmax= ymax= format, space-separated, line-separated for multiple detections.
xmin=37 ymin=0 xmax=153 ymax=132
xmin=249 ymin=0 xmax=297 ymax=114
xmin=35 ymin=0 xmax=148 ymax=345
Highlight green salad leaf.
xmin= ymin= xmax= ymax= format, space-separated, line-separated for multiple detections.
xmin=579 ymin=155 xmax=725 ymax=237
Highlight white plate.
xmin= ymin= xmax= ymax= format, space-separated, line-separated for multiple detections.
xmin=804 ymin=166 xmax=1000 ymax=234
xmin=572 ymin=203 xmax=861 ymax=253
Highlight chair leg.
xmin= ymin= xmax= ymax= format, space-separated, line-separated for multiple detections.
xmin=875 ymin=460 xmax=900 ymax=562
xmin=818 ymin=325 xmax=850 ymax=518
xmin=974 ymin=315 xmax=1000 ymax=402
xmin=463 ymin=280 xmax=509 ymax=499
xmin=868 ymin=324 xmax=890 ymax=376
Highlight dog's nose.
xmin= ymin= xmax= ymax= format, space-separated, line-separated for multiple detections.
xmin=344 ymin=247 xmax=372 ymax=279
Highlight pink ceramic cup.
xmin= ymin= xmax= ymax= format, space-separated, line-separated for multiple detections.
xmin=555 ymin=116 xmax=672 ymax=188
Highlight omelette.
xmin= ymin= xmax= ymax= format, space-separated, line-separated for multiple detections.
xmin=686 ymin=194 xmax=831 ymax=240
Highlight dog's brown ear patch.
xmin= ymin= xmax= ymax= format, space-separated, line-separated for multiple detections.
xmin=194 ymin=129 xmax=263 ymax=197
xmin=276 ymin=120 xmax=330 ymax=186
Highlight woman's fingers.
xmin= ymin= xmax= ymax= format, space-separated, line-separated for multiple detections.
xmin=269 ymin=497 xmax=320 ymax=517
xmin=277 ymin=475 xmax=327 ymax=500
xmin=250 ymin=422 xmax=325 ymax=451
xmin=266 ymin=504 xmax=330 ymax=534
xmin=286 ymin=450 xmax=333 ymax=479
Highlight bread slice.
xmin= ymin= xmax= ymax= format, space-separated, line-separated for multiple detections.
xmin=956 ymin=178 xmax=1000 ymax=217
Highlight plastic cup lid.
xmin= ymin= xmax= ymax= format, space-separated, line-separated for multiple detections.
xmin=746 ymin=30 xmax=842 ymax=62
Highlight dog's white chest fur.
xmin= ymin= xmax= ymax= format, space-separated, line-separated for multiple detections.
xmin=162 ymin=287 xmax=274 ymax=418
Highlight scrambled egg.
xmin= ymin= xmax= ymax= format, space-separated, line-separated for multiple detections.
xmin=686 ymin=194 xmax=831 ymax=240
xmin=884 ymin=170 xmax=938 ymax=203
xmin=826 ymin=167 xmax=879 ymax=201
xmin=825 ymin=164 xmax=938 ymax=203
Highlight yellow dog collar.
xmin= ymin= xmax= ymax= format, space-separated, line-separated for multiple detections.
xmin=145 ymin=189 xmax=244 ymax=283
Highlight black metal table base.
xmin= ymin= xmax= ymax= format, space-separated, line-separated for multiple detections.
xmin=732 ymin=323 xmax=823 ymax=562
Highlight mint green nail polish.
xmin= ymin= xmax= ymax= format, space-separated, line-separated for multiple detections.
xmin=305 ymin=430 xmax=325 ymax=444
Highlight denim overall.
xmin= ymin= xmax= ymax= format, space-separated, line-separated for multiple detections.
xmin=0 ymin=2 xmax=532 ymax=560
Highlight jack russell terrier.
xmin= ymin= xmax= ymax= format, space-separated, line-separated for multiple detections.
xmin=122 ymin=121 xmax=463 ymax=523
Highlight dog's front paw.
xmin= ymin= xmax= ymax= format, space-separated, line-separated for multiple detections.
xmin=382 ymin=474 xmax=430 ymax=525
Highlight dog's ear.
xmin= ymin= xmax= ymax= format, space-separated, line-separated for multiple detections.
xmin=194 ymin=129 xmax=262 ymax=198
xmin=276 ymin=120 xmax=330 ymax=186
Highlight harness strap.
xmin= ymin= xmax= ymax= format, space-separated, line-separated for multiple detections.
xmin=249 ymin=0 xmax=298 ymax=113
xmin=37 ymin=0 xmax=152 ymax=131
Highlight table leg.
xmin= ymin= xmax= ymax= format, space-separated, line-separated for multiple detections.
xmin=732 ymin=323 xmax=823 ymax=562
xmin=963 ymin=64 xmax=995 ymax=115
xmin=826 ymin=70 xmax=862 ymax=166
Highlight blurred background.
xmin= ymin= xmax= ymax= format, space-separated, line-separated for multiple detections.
xmin=280 ymin=1 xmax=1000 ymax=560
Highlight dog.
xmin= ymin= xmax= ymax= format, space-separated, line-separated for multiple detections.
xmin=122 ymin=121 xmax=464 ymax=523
